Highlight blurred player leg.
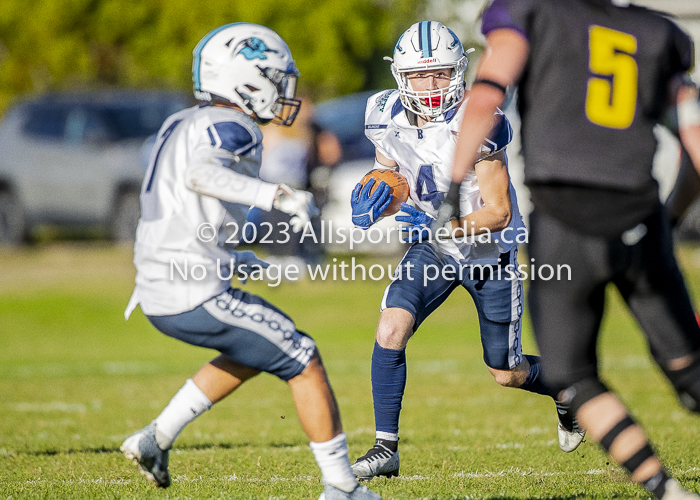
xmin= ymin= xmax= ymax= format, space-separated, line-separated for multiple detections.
xmin=614 ymin=208 xmax=700 ymax=411
xmin=529 ymin=210 xmax=693 ymax=499
xmin=289 ymin=353 xmax=377 ymax=497
xmin=120 ymin=356 xmax=257 ymax=487
xmin=123 ymin=290 xmax=380 ymax=498
xmin=467 ymin=248 xmax=585 ymax=452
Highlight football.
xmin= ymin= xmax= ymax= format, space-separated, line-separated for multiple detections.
xmin=360 ymin=169 xmax=410 ymax=216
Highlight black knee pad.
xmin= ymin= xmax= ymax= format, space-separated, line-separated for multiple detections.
xmin=662 ymin=358 xmax=700 ymax=413
xmin=558 ymin=378 xmax=609 ymax=416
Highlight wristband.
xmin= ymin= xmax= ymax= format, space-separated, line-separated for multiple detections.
xmin=472 ymin=78 xmax=508 ymax=95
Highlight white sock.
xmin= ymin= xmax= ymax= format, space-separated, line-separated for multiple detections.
xmin=310 ymin=433 xmax=358 ymax=493
xmin=153 ymin=379 xmax=212 ymax=449
xmin=376 ymin=431 xmax=398 ymax=442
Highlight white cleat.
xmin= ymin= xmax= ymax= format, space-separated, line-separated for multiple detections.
xmin=555 ymin=401 xmax=585 ymax=453
xmin=557 ymin=421 xmax=586 ymax=453
xmin=351 ymin=440 xmax=399 ymax=481
xmin=120 ymin=424 xmax=171 ymax=488
xmin=319 ymin=483 xmax=383 ymax=499
xmin=662 ymin=479 xmax=700 ymax=500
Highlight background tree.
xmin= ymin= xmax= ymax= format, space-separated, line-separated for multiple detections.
xmin=0 ymin=0 xmax=422 ymax=114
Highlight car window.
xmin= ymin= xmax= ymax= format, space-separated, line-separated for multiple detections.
xmin=81 ymin=109 xmax=114 ymax=143
xmin=18 ymin=95 xmax=190 ymax=144
xmin=314 ymin=91 xmax=377 ymax=162
xmin=96 ymin=102 xmax=184 ymax=140
xmin=23 ymin=104 xmax=70 ymax=140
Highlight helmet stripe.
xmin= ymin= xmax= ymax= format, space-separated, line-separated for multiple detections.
xmin=420 ymin=21 xmax=432 ymax=58
xmin=417 ymin=22 xmax=423 ymax=54
xmin=193 ymin=22 xmax=242 ymax=91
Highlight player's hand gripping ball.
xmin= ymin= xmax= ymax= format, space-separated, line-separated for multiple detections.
xmin=359 ymin=169 xmax=409 ymax=216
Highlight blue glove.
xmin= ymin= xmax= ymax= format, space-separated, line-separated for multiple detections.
xmin=231 ymin=250 xmax=270 ymax=284
xmin=396 ymin=202 xmax=434 ymax=243
xmin=351 ymin=178 xmax=392 ymax=229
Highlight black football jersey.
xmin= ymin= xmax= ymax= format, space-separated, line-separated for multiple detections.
xmin=482 ymin=0 xmax=694 ymax=192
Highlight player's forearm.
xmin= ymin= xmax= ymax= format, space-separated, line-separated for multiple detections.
xmin=678 ymin=85 xmax=700 ymax=180
xmin=665 ymin=150 xmax=700 ymax=224
xmin=680 ymin=126 xmax=700 ymax=177
xmin=451 ymin=204 xmax=512 ymax=236
xmin=185 ymin=160 xmax=278 ymax=210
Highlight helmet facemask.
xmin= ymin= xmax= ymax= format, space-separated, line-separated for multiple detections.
xmin=261 ymin=66 xmax=301 ymax=126
xmin=392 ymin=57 xmax=468 ymax=118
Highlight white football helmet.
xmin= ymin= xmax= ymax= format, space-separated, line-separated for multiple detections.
xmin=388 ymin=21 xmax=474 ymax=118
xmin=193 ymin=23 xmax=301 ymax=126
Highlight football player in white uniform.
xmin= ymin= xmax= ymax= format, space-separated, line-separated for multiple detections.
xmin=350 ymin=21 xmax=584 ymax=481
xmin=120 ymin=23 xmax=380 ymax=500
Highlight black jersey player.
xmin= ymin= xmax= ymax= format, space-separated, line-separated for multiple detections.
xmin=437 ymin=0 xmax=700 ymax=499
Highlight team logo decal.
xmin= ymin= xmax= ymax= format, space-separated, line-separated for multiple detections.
xmin=236 ymin=37 xmax=278 ymax=60
xmin=446 ymin=27 xmax=460 ymax=49
xmin=376 ymin=90 xmax=396 ymax=112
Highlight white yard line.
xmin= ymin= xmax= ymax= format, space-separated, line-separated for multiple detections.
xmin=26 ymin=466 xmax=700 ymax=485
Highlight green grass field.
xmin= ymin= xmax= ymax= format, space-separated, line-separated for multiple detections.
xmin=2 ymin=243 xmax=700 ymax=499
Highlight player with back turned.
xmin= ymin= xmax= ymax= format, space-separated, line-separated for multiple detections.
xmin=437 ymin=1 xmax=700 ymax=498
xmin=119 ymin=23 xmax=381 ymax=500
xmin=349 ymin=20 xmax=584 ymax=482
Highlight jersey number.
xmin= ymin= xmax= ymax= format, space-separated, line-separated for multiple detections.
xmin=145 ymin=119 xmax=182 ymax=192
xmin=585 ymin=25 xmax=638 ymax=130
xmin=416 ymin=164 xmax=444 ymax=210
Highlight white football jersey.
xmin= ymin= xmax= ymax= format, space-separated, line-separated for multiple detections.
xmin=365 ymin=89 xmax=525 ymax=265
xmin=125 ymin=105 xmax=279 ymax=318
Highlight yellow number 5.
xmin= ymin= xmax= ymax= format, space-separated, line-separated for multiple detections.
xmin=586 ymin=25 xmax=638 ymax=130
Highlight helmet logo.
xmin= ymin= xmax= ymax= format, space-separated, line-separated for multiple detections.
xmin=417 ymin=58 xmax=438 ymax=64
xmin=446 ymin=28 xmax=460 ymax=49
xmin=236 ymin=37 xmax=278 ymax=60
xmin=395 ymin=33 xmax=406 ymax=54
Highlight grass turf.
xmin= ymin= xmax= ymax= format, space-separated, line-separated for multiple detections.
xmin=2 ymin=243 xmax=700 ymax=499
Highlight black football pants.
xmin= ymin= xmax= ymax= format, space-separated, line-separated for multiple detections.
xmin=528 ymin=206 xmax=700 ymax=392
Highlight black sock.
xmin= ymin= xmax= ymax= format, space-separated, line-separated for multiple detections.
xmin=376 ymin=438 xmax=398 ymax=453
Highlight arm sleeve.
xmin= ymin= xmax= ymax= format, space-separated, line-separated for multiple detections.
xmin=184 ymin=120 xmax=278 ymax=210
xmin=185 ymin=152 xmax=279 ymax=210
xmin=481 ymin=0 xmax=536 ymax=39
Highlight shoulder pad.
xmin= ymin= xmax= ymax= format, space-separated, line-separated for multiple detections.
xmin=478 ymin=109 xmax=513 ymax=158
xmin=207 ymin=119 xmax=261 ymax=156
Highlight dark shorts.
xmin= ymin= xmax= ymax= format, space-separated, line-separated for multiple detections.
xmin=528 ymin=207 xmax=700 ymax=390
xmin=148 ymin=288 xmax=316 ymax=381
xmin=382 ymin=242 xmax=524 ymax=370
